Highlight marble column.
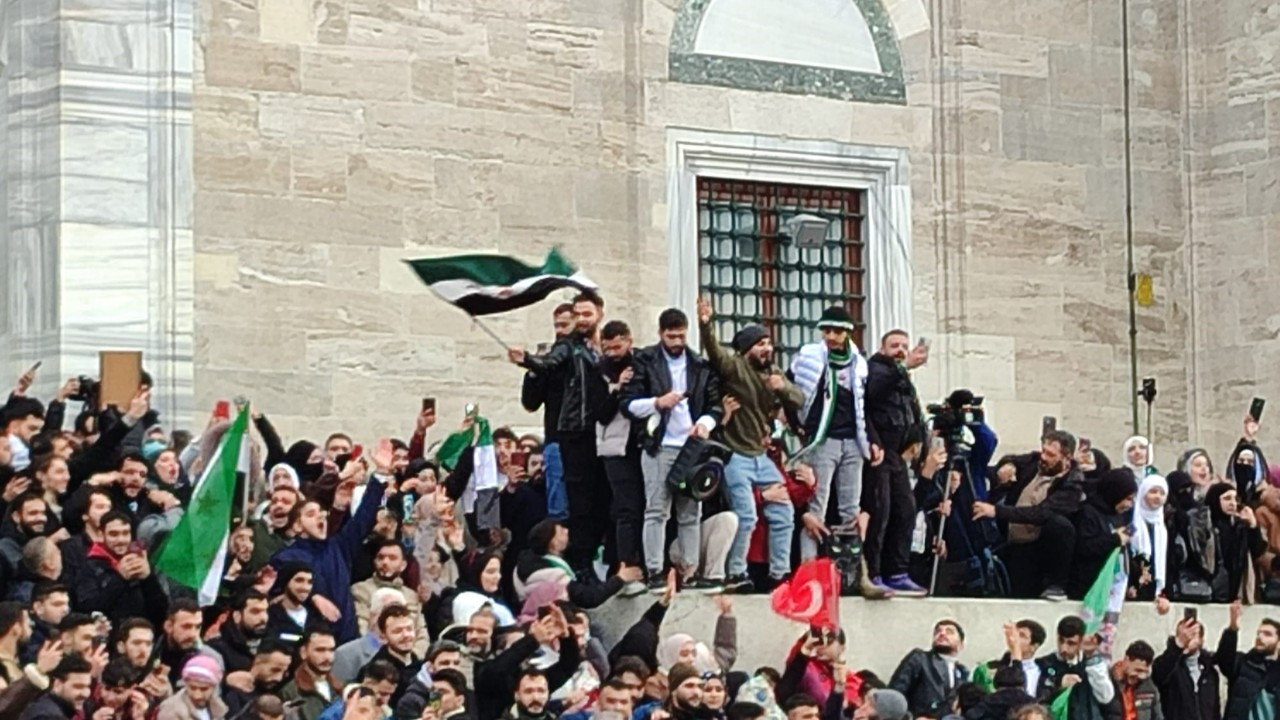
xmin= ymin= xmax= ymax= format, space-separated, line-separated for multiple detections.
xmin=0 ymin=0 xmax=194 ymax=424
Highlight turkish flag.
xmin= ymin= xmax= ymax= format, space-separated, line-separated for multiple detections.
xmin=770 ymin=558 xmax=841 ymax=630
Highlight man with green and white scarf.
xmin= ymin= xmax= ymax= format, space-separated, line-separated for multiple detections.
xmin=788 ymin=306 xmax=884 ymax=565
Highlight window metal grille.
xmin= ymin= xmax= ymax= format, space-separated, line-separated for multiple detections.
xmin=696 ymin=178 xmax=866 ymax=367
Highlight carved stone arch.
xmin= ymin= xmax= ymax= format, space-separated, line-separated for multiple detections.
xmin=669 ymin=0 xmax=919 ymax=105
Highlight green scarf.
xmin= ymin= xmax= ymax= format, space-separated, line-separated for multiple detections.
xmin=795 ymin=341 xmax=854 ymax=461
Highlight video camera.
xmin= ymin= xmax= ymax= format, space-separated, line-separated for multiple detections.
xmin=926 ymin=389 xmax=985 ymax=451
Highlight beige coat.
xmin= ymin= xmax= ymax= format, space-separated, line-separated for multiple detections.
xmin=350 ymin=576 xmax=429 ymax=656
xmin=155 ymin=690 xmax=228 ymax=720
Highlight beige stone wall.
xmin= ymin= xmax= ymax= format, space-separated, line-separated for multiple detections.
xmin=192 ymin=0 xmax=1198 ymax=459
xmin=1183 ymin=0 xmax=1280 ymax=461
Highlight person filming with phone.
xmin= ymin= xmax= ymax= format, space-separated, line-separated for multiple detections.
xmin=863 ymin=330 xmax=930 ymax=596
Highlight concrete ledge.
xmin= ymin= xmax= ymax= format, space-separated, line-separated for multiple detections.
xmin=589 ymin=595 xmax=1279 ymax=677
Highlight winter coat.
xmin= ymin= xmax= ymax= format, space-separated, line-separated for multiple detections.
xmin=17 ymin=693 xmax=75 ymax=720
xmin=1071 ymin=495 xmax=1127 ymax=598
xmin=1151 ymin=637 xmax=1220 ymax=720
xmin=865 ymin=353 xmax=922 ymax=456
xmin=1217 ymin=628 xmax=1280 ymax=720
xmin=888 ymin=649 xmax=970 ymax=719
xmin=989 ymin=455 xmax=1086 ymax=530
xmin=73 ymin=543 xmax=169 ymax=627
xmin=519 ymin=333 xmax=608 ymax=441
xmin=271 ymin=476 xmax=387 ymax=643
xmin=1255 ymin=486 xmax=1280 ymax=581
xmin=620 ymin=343 xmax=722 ymax=456
xmin=155 ymin=690 xmax=228 ymax=720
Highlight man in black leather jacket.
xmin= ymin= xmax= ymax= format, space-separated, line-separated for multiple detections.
xmin=863 ymin=330 xmax=929 ymax=595
xmin=621 ymin=308 xmax=723 ymax=592
xmin=509 ymin=293 xmax=610 ymax=575
xmin=888 ymin=620 xmax=969 ymax=719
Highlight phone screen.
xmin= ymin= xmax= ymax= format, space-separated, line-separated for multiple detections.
xmin=1184 ymin=607 xmax=1198 ymax=622
xmin=350 ymin=444 xmax=364 ymax=462
xmin=214 ymin=400 xmax=230 ymax=420
xmin=1251 ymin=397 xmax=1267 ymax=423
xmin=422 ymin=397 xmax=436 ymax=413
xmin=1042 ymin=416 xmax=1057 ymax=438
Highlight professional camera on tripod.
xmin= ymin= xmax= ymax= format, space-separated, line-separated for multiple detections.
xmin=924 ymin=389 xmax=1009 ymax=597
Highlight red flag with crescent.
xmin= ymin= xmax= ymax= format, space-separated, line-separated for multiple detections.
xmin=770 ymin=558 xmax=840 ymax=629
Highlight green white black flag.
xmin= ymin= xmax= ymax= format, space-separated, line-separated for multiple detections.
xmin=405 ymin=248 xmax=597 ymax=316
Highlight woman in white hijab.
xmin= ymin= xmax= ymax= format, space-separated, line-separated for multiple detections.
xmin=1129 ymin=474 xmax=1170 ymax=611
xmin=1123 ymin=436 xmax=1156 ymax=482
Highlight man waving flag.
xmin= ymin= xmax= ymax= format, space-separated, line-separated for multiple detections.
xmin=155 ymin=406 xmax=251 ymax=605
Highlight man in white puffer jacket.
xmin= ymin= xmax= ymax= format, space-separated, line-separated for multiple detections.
xmin=788 ymin=306 xmax=884 ymax=567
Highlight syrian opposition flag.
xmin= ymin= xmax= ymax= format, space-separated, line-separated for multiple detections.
xmin=405 ymin=248 xmax=597 ymax=316
xmin=1049 ymin=548 xmax=1128 ymax=720
xmin=435 ymin=416 xmax=501 ymax=526
xmin=771 ymin=558 xmax=841 ymax=630
xmin=155 ymin=406 xmax=251 ymax=605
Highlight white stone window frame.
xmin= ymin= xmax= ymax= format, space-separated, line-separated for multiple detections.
xmin=666 ymin=127 xmax=914 ymax=351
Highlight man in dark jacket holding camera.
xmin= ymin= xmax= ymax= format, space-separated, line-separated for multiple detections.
xmin=622 ymin=308 xmax=722 ymax=593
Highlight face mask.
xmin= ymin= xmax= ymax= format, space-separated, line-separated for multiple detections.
xmin=143 ymin=439 xmax=168 ymax=462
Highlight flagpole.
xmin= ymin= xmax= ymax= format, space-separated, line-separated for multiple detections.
xmin=470 ymin=316 xmax=512 ymax=352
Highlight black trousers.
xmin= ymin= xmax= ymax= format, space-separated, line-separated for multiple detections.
xmin=863 ymin=454 xmax=916 ymax=578
xmin=1003 ymin=513 xmax=1076 ymax=598
xmin=603 ymin=452 xmax=645 ymax=567
xmin=559 ymin=435 xmax=611 ymax=573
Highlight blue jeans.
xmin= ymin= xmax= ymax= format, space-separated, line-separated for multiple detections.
xmin=725 ymin=453 xmax=793 ymax=579
xmin=544 ymin=443 xmax=568 ymax=520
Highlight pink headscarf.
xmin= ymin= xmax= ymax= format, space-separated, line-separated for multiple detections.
xmin=517 ymin=581 xmax=568 ymax=624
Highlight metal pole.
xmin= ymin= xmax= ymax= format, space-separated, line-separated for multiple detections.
xmin=470 ymin=316 xmax=512 ymax=351
xmin=1122 ymin=0 xmax=1140 ymax=434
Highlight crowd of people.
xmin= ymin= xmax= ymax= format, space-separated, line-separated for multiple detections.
xmin=0 ymin=291 xmax=1279 ymax=720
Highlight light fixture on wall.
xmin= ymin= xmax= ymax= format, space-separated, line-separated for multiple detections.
xmin=781 ymin=214 xmax=830 ymax=249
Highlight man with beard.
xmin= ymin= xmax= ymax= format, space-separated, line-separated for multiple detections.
xmin=206 ymin=591 xmax=269 ymax=674
xmin=352 ymin=542 xmax=426 ymax=656
xmin=863 ymin=329 xmax=929 ymax=596
xmin=887 ymin=620 xmax=968 ymax=719
xmin=19 ymin=655 xmax=94 ymax=720
xmin=504 ymin=670 xmax=552 ymax=720
xmin=60 ymin=489 xmax=114 ymax=595
xmin=334 ymin=587 xmax=409 ymax=685
xmin=270 ymin=446 xmax=390 ymax=644
xmin=223 ymin=639 xmax=294 ymax=718
xmin=594 ymin=320 xmax=644 ymax=576
xmin=661 ymin=663 xmax=710 ymax=720
xmin=509 ymin=293 xmax=611 ymax=574
xmin=696 ymin=298 xmax=803 ymax=591
xmin=788 ymin=307 xmax=884 ymax=570
xmin=158 ymin=600 xmax=203 ymax=688
xmin=114 ymin=619 xmax=155 ymax=673
xmin=156 ymin=656 xmax=228 ymax=720
xmin=265 ymin=564 xmax=317 ymax=642
xmin=519 ymin=302 xmax=578 ymax=524
xmin=0 ymin=492 xmax=54 ymax=589
xmin=74 ymin=512 xmax=168 ymax=626
xmin=622 ymin=307 xmax=724 ymax=593
xmin=3 ymin=396 xmax=46 ymax=473
xmin=1219 ymin=601 xmax=1280 ymax=720
xmin=280 ymin=628 xmax=340 ymax=720
xmin=975 ymin=431 xmax=1085 ymax=601
xmin=359 ymin=605 xmax=422 ymax=707
xmin=1110 ymin=641 xmax=1161 ymax=720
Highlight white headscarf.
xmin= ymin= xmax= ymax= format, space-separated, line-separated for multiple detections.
xmin=1130 ymin=474 xmax=1169 ymax=594
xmin=1123 ymin=436 xmax=1153 ymax=481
